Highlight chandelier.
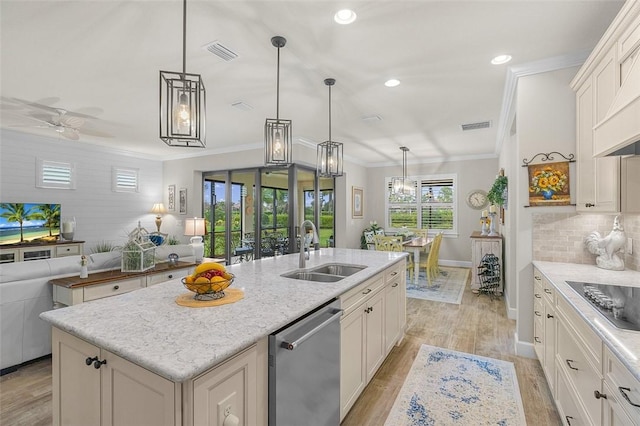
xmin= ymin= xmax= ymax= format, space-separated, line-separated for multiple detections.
xmin=159 ymin=0 xmax=206 ymax=147
xmin=392 ymin=146 xmax=416 ymax=195
xmin=317 ymin=78 xmax=344 ymax=177
xmin=265 ymin=36 xmax=292 ymax=166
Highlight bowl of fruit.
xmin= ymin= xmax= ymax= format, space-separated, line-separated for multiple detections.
xmin=182 ymin=263 xmax=234 ymax=301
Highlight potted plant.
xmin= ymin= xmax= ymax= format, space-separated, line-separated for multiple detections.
xmin=487 ymin=175 xmax=508 ymax=207
xmin=121 ymin=222 xmax=156 ymax=272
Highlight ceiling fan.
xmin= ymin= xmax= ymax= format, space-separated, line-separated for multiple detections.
xmin=2 ymin=97 xmax=112 ymax=140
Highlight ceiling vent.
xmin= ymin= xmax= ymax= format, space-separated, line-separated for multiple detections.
xmin=461 ymin=120 xmax=491 ymax=131
xmin=362 ymin=115 xmax=382 ymax=123
xmin=231 ymin=101 xmax=253 ymax=111
xmin=203 ymin=41 xmax=238 ymax=61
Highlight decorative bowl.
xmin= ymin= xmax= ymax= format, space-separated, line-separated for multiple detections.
xmin=181 ymin=274 xmax=234 ymax=301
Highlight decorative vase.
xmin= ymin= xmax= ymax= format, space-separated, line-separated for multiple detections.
xmin=80 ymin=265 xmax=88 ymax=279
xmin=541 ymin=189 xmax=554 ymax=200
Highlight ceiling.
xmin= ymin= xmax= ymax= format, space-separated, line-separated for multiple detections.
xmin=0 ymin=0 xmax=625 ymax=166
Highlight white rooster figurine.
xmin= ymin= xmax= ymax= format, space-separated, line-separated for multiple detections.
xmin=585 ymin=216 xmax=626 ymax=271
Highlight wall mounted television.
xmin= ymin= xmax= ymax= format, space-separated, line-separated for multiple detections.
xmin=0 ymin=203 xmax=61 ymax=246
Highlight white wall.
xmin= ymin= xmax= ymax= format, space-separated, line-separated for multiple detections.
xmin=512 ymin=66 xmax=579 ymax=357
xmin=0 ymin=130 xmax=163 ymax=252
xmin=366 ymin=157 xmax=499 ymax=263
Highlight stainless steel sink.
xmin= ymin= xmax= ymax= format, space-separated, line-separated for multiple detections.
xmin=281 ymin=271 xmax=345 ymax=282
xmin=309 ymin=263 xmax=367 ymax=277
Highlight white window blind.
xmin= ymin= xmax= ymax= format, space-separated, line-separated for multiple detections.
xmin=112 ymin=167 xmax=139 ymax=192
xmin=36 ymin=159 xmax=75 ymax=189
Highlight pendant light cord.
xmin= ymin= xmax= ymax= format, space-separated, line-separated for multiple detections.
xmin=182 ymin=0 xmax=188 ymax=79
xmin=276 ymin=46 xmax=280 ymax=121
xmin=328 ymin=84 xmax=332 ymax=142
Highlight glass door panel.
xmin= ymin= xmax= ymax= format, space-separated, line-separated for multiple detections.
xmin=230 ymin=170 xmax=257 ymax=263
xmin=319 ymin=177 xmax=335 ymax=247
xmin=203 ymin=174 xmax=226 ymax=258
xmin=260 ymin=169 xmax=289 ymax=257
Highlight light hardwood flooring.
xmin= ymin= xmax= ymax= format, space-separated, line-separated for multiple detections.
xmin=0 ymin=272 xmax=560 ymax=426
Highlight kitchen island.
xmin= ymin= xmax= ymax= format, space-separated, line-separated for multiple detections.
xmin=41 ymin=248 xmax=408 ymax=426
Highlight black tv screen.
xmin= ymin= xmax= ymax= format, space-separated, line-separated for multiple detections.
xmin=0 ymin=203 xmax=61 ymax=245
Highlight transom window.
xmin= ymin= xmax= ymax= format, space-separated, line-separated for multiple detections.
xmin=385 ymin=174 xmax=457 ymax=235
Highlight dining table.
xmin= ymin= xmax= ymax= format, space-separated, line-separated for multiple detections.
xmin=402 ymin=236 xmax=433 ymax=284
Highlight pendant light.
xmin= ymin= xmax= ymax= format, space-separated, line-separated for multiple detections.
xmin=159 ymin=0 xmax=206 ymax=148
xmin=392 ymin=146 xmax=416 ymax=196
xmin=265 ymin=36 xmax=292 ymax=166
xmin=317 ymin=78 xmax=344 ymax=177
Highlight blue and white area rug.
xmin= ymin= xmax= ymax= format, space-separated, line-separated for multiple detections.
xmin=406 ymin=267 xmax=469 ymax=304
xmin=385 ymin=345 xmax=526 ymax=425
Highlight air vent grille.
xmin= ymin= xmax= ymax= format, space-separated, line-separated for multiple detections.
xmin=461 ymin=121 xmax=491 ymax=131
xmin=231 ymin=101 xmax=253 ymax=111
xmin=362 ymin=115 xmax=382 ymax=123
xmin=203 ymin=41 xmax=238 ymax=61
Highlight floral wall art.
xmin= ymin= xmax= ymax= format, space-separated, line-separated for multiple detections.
xmin=527 ymin=161 xmax=570 ymax=206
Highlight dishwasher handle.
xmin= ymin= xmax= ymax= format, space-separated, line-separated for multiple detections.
xmin=281 ymin=309 xmax=343 ymax=351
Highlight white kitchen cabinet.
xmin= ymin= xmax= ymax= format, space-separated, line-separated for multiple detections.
xmin=384 ymin=262 xmax=406 ymax=353
xmin=52 ymin=327 xmax=177 ymax=426
xmin=603 ymin=381 xmax=638 ymax=426
xmin=556 ymin=364 xmax=590 ymax=426
xmin=575 ymin=76 xmax=620 ymax=213
xmin=533 ymin=268 xmax=556 ymax=395
xmin=603 ymin=346 xmax=640 ymax=425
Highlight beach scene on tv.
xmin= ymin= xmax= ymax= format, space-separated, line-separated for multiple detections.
xmin=0 ymin=203 xmax=61 ymax=245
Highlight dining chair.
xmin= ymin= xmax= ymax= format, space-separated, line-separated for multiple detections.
xmin=418 ymin=232 xmax=443 ymax=286
xmin=363 ymin=231 xmax=376 ymax=250
xmin=374 ymin=235 xmax=402 ymax=251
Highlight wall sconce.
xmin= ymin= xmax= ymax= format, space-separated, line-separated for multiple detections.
xmin=150 ymin=203 xmax=167 ymax=233
xmin=184 ymin=217 xmax=206 ymax=262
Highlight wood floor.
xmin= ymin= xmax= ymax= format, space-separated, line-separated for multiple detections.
xmin=0 ymin=272 xmax=560 ymax=426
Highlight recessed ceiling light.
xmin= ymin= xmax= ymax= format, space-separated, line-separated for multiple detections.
xmin=334 ymin=9 xmax=357 ymax=24
xmin=491 ymin=54 xmax=512 ymax=65
xmin=385 ymin=79 xmax=400 ymax=87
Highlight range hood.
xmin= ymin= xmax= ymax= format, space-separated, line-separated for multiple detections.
xmin=594 ymin=51 xmax=640 ymax=157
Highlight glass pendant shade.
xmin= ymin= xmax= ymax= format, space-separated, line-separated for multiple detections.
xmin=159 ymin=0 xmax=206 ymax=148
xmin=392 ymin=146 xmax=415 ymax=196
xmin=317 ymin=78 xmax=344 ymax=177
xmin=265 ymin=36 xmax=292 ymax=166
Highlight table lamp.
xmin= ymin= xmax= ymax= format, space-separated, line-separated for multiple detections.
xmin=184 ymin=217 xmax=206 ymax=262
xmin=150 ymin=203 xmax=167 ymax=233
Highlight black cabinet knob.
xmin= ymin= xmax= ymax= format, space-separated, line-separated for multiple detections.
xmin=547 ymin=314 xmax=554 ymax=319
xmin=85 ymin=356 xmax=98 ymax=366
xmin=93 ymin=359 xmax=107 ymax=369
xmin=113 ymin=285 xmax=119 ymax=290
xmin=594 ymin=390 xmax=607 ymax=399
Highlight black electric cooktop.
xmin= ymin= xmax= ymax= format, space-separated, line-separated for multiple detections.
xmin=566 ymin=281 xmax=640 ymax=332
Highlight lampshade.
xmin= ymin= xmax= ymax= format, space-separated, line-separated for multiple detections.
xmin=265 ymin=36 xmax=292 ymax=167
xmin=317 ymin=78 xmax=344 ymax=177
xmin=150 ymin=203 xmax=167 ymax=215
xmin=159 ymin=0 xmax=206 ymax=148
xmin=184 ymin=217 xmax=206 ymax=236
xmin=392 ymin=146 xmax=416 ymax=196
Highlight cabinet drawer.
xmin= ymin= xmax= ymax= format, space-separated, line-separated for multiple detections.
xmin=56 ymin=244 xmax=80 ymax=257
xmin=340 ymin=276 xmax=384 ymax=315
xmin=604 ymin=346 xmax=640 ymax=422
xmin=556 ymin=364 xmax=590 ymax=426
xmin=384 ymin=262 xmax=404 ymax=284
xmin=83 ymin=278 xmax=144 ymax=302
xmin=534 ymin=316 xmax=544 ymax=362
xmin=146 ymin=267 xmax=191 ymax=286
xmin=557 ymin=319 xmax=602 ymax=425
xmin=603 ymin=380 xmax=639 ymax=426
xmin=557 ymin=296 xmax=603 ymax=371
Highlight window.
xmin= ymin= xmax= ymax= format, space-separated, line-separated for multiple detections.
xmin=112 ymin=167 xmax=139 ymax=192
xmin=36 ymin=159 xmax=75 ymax=189
xmin=386 ymin=174 xmax=457 ymax=235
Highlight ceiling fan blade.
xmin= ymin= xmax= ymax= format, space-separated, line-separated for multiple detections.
xmin=60 ymin=115 xmax=85 ymax=128
xmin=7 ymin=97 xmax=60 ymax=114
xmin=61 ymin=129 xmax=80 ymax=140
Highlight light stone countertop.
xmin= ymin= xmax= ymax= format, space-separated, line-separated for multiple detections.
xmin=41 ymin=248 xmax=407 ymax=382
xmin=532 ymin=261 xmax=640 ymax=381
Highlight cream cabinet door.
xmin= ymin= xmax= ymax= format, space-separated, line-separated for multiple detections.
xmin=340 ymin=306 xmax=366 ymax=421
xmin=384 ymin=281 xmax=401 ymax=354
xmin=364 ymin=290 xmax=385 ymax=382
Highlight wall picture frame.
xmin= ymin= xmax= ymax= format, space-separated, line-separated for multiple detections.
xmin=179 ymin=188 xmax=187 ymax=214
xmin=167 ymin=184 xmax=176 ymax=212
xmin=352 ymin=186 xmax=363 ymax=218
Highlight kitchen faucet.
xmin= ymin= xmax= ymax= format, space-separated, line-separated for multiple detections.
xmin=299 ymin=220 xmax=319 ymax=268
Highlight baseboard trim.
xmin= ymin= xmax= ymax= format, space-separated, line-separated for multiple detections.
xmin=505 ymin=296 xmax=517 ymax=320
xmin=515 ymin=334 xmax=536 ymax=359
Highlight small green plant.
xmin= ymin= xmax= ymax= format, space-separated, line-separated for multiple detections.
xmin=90 ymin=240 xmax=116 ymax=254
xmin=487 ymin=175 xmax=508 ymax=206
xmin=167 ymin=235 xmax=180 ymax=245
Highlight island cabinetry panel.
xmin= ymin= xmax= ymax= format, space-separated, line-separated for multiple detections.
xmin=384 ymin=261 xmax=406 ymax=353
xmin=52 ymin=327 xmax=177 ymax=426
xmin=555 ymin=363 xmax=591 ymax=426
xmin=340 ymin=275 xmax=385 ymax=420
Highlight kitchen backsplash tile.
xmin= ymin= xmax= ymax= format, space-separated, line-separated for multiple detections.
xmin=532 ymin=213 xmax=639 ymax=271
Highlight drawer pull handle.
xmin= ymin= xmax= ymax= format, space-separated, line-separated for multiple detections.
xmin=534 ymin=294 xmax=541 ymax=299
xmin=544 ymin=289 xmax=552 ymax=294
xmin=619 ymin=387 xmax=640 ymax=407
xmin=93 ymin=359 xmax=107 ymax=369
xmin=566 ymin=359 xmax=579 ymax=370
xmin=85 ymin=356 xmax=98 ymax=366
xmin=113 ymin=285 xmax=120 ymax=290
xmin=546 ymin=314 xmax=554 ymax=319
xmin=362 ymin=289 xmax=372 ymax=295
xmin=585 ymin=203 xmax=595 ymax=208
xmin=534 ymin=337 xmax=541 ymax=343
xmin=391 ymin=283 xmax=399 ymax=288
xmin=534 ymin=311 xmax=542 ymax=317
xmin=593 ymin=390 xmax=607 ymax=399
xmin=565 ymin=416 xmax=573 ymax=425
xmin=534 ymin=275 xmax=541 ymax=281
xmin=390 ymin=272 xmax=398 ymax=276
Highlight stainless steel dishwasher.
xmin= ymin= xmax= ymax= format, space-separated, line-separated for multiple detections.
xmin=268 ymin=298 xmax=342 ymax=426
